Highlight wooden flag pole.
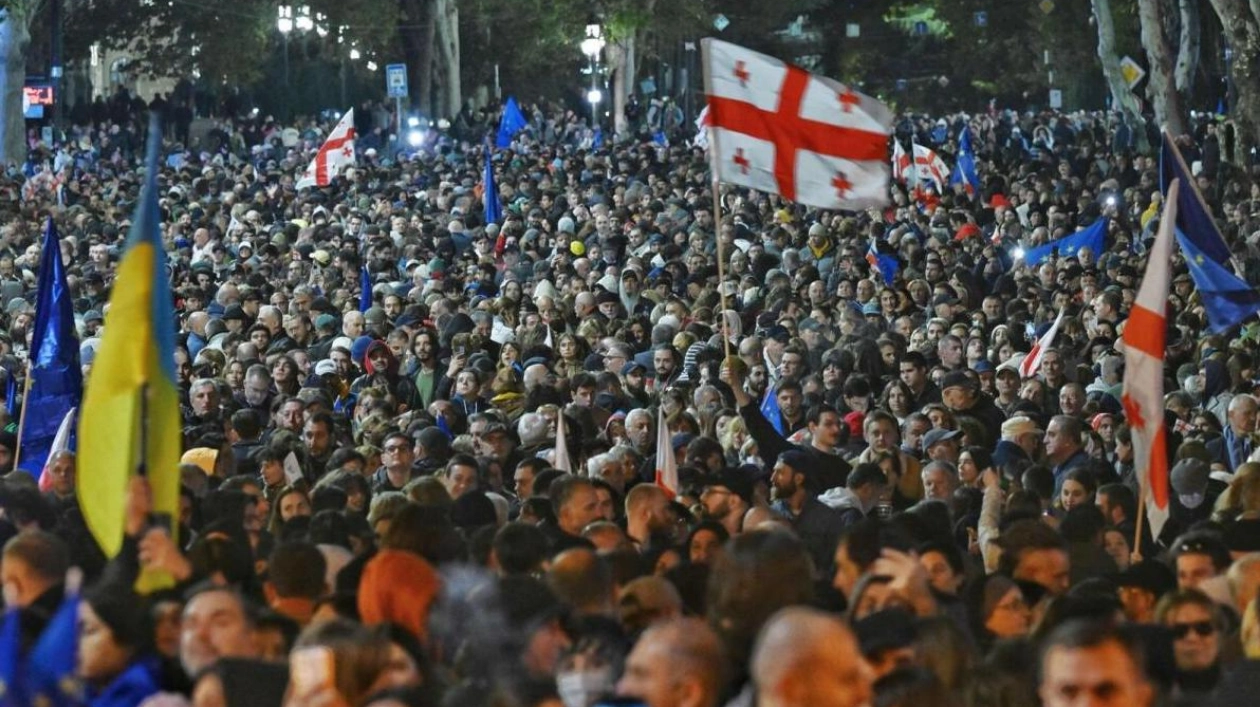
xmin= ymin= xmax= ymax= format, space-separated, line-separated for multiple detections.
xmin=11 ymin=361 xmax=31 ymax=470
xmin=1132 ymin=480 xmax=1147 ymax=559
xmin=700 ymin=39 xmax=732 ymax=363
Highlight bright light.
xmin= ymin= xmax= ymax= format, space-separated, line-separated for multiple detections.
xmin=1013 ymin=247 xmax=1026 ymax=260
xmin=587 ymin=88 xmax=603 ymax=104
xmin=1105 ymin=195 xmax=1117 ymax=206
xmin=250 ymin=107 xmax=259 ymax=117
xmin=276 ymin=5 xmax=293 ymax=33
xmin=295 ymin=5 xmax=313 ymax=32
xmin=437 ymin=118 xmax=451 ymax=130
xmin=581 ymin=23 xmax=605 ymax=57
xmin=407 ymin=116 xmax=421 ymax=127
xmin=349 ymin=48 xmax=361 ymax=60
xmin=366 ymin=61 xmax=378 ymax=71
xmin=407 ymin=129 xmax=425 ymax=147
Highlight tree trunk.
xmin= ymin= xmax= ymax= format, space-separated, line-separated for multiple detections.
xmin=1175 ymin=0 xmax=1200 ymax=95
xmin=0 ymin=10 xmax=30 ymax=165
xmin=610 ymin=34 xmax=634 ymax=138
xmin=1208 ymin=0 xmax=1260 ymax=164
xmin=398 ymin=0 xmax=434 ymax=116
xmin=1092 ymin=0 xmax=1150 ymax=152
xmin=1140 ymin=0 xmax=1188 ymax=135
xmin=433 ymin=0 xmax=460 ymax=119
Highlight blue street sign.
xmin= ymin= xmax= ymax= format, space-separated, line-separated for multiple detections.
xmin=386 ymin=64 xmax=408 ymax=98
xmin=913 ymin=21 xmax=928 ymax=36
xmin=975 ymin=11 xmax=988 ymax=27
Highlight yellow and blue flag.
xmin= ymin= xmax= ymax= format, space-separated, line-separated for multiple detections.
xmin=77 ymin=115 xmax=182 ymax=593
xmin=20 ymin=217 xmax=82 ymax=477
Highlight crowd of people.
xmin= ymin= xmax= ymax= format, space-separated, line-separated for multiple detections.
xmin=0 ymin=95 xmax=1259 ymax=707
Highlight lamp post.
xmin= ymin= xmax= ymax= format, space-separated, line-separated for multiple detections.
xmin=580 ymin=23 xmax=605 ymax=128
xmin=277 ymin=5 xmax=293 ymax=118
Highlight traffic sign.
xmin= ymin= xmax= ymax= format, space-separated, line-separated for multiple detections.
xmin=386 ymin=64 xmax=408 ymax=98
xmin=1120 ymin=56 xmax=1146 ymax=88
xmin=713 ymin=14 xmax=730 ymax=31
xmin=975 ymin=11 xmax=988 ymax=27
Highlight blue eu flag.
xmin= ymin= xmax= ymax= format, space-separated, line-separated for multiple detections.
xmin=1022 ymin=218 xmax=1106 ymax=267
xmin=19 ymin=217 xmax=82 ymax=476
xmin=27 ymin=577 xmax=82 ymax=707
xmin=359 ymin=266 xmax=372 ymax=313
xmin=1177 ymin=231 xmax=1260 ymax=333
xmin=1161 ymin=131 xmax=1232 ymax=267
xmin=760 ymin=387 xmax=784 ymax=436
xmin=496 ymin=97 xmax=528 ymax=148
xmin=483 ymin=148 xmax=502 ymax=226
xmin=0 ymin=605 xmax=24 ymax=706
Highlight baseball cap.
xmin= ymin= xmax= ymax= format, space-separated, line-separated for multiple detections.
xmin=1001 ymin=416 xmax=1042 ymax=440
xmin=1116 ymin=560 xmax=1176 ymax=597
xmin=621 ymin=361 xmax=646 ymax=376
xmin=314 ymin=359 xmax=338 ymax=377
xmin=940 ymin=370 xmax=977 ymax=392
xmin=705 ymin=468 xmax=755 ymax=506
xmin=922 ymin=428 xmax=961 ymax=450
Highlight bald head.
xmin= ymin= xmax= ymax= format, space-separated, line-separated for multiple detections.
xmin=616 ymin=617 xmax=726 ymax=707
xmin=752 ymin=607 xmax=873 ymax=707
xmin=547 ymin=547 xmax=614 ymax=616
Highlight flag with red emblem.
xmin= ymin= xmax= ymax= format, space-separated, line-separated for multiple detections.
xmin=1019 ymin=307 xmax=1065 ymax=379
xmin=1123 ymin=179 xmax=1178 ymax=542
xmin=702 ymin=39 xmax=893 ymax=210
xmin=297 ymin=109 xmax=356 ymax=190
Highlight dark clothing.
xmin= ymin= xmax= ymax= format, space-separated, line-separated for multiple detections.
xmin=371 ymin=466 xmax=411 ymax=494
xmin=909 ymin=381 xmax=942 ymax=410
xmin=771 ymin=497 xmax=846 ymax=576
xmin=738 ymin=400 xmax=851 ymax=491
xmin=955 ymin=395 xmax=1007 ymax=449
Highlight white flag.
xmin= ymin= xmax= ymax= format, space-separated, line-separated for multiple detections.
xmin=37 ymin=407 xmax=76 ymax=492
xmin=654 ymin=404 xmax=678 ymax=497
xmin=1019 ymin=307 xmax=1065 ymax=379
xmin=702 ymin=38 xmax=892 ymax=210
xmin=554 ymin=409 xmax=572 ymax=473
xmin=1122 ymin=180 xmax=1178 ymax=542
xmin=296 ymin=109 xmax=356 ymax=190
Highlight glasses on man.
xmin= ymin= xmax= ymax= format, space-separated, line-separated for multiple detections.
xmin=1170 ymin=621 xmax=1215 ymax=639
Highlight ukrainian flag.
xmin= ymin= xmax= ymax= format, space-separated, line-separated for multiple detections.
xmin=77 ymin=114 xmax=182 ymax=592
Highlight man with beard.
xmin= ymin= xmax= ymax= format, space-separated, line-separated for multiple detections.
xmin=770 ymin=449 xmax=846 ymax=576
xmin=410 ymin=328 xmax=447 ymax=409
xmin=700 ymin=469 xmax=754 ymax=537
xmin=625 ymin=484 xmax=673 ymax=550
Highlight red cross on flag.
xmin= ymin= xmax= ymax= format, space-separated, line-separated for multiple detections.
xmin=702 ymin=39 xmax=892 ymax=210
xmin=654 ymin=404 xmax=678 ymax=498
xmin=1122 ymin=178 xmax=1178 ymax=542
xmin=297 ymin=108 xmax=357 ymax=190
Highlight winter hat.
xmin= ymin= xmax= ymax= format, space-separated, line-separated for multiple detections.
xmin=358 ymin=549 xmax=441 ymax=640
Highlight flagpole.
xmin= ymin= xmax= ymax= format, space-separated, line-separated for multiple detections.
xmin=1133 ymin=481 xmax=1147 ymax=558
xmin=11 ymin=362 xmax=31 ymax=470
xmin=700 ymin=39 xmax=732 ymax=363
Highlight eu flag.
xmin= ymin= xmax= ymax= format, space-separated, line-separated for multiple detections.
xmin=949 ymin=125 xmax=979 ymax=198
xmin=1161 ymin=131 xmax=1232 ymax=267
xmin=1022 ymin=218 xmax=1107 ymax=267
xmin=27 ymin=570 xmax=81 ymax=707
xmin=0 ymin=605 xmax=23 ymax=706
xmin=77 ymin=114 xmax=183 ymax=593
xmin=359 ymin=266 xmax=372 ymax=313
xmin=1177 ymin=231 xmax=1260 ymax=333
xmin=483 ymin=148 xmax=502 ymax=226
xmin=496 ymin=97 xmax=528 ymax=148
xmin=760 ymin=387 xmax=784 ymax=436
xmin=3 ymin=371 xmax=15 ymax=421
xmin=19 ymin=217 xmax=82 ymax=476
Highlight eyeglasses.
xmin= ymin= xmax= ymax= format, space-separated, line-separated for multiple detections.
xmin=1170 ymin=621 xmax=1215 ymax=639
xmin=383 ymin=444 xmax=410 ymax=453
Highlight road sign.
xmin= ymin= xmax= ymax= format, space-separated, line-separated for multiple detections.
xmin=846 ymin=23 xmax=860 ymax=38
xmin=713 ymin=14 xmax=729 ymax=31
xmin=975 ymin=11 xmax=988 ymax=27
xmin=1120 ymin=56 xmax=1146 ymax=88
xmin=1049 ymin=89 xmax=1063 ymax=109
xmin=1039 ymin=0 xmax=1055 ymax=14
xmin=913 ymin=21 xmax=929 ymax=36
xmin=386 ymin=63 xmax=408 ymax=98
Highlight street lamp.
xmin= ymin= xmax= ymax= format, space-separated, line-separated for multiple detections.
xmin=581 ymin=23 xmax=605 ymax=128
xmin=295 ymin=5 xmax=313 ymax=33
xmin=277 ymin=5 xmax=293 ymax=117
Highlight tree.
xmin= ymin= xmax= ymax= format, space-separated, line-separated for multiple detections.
xmin=1091 ymin=0 xmax=1150 ymax=151
xmin=0 ymin=0 xmax=47 ymax=164
xmin=1174 ymin=0 xmax=1200 ymax=95
xmin=1139 ymin=0 xmax=1187 ymax=135
xmin=1206 ymin=0 xmax=1260 ymax=161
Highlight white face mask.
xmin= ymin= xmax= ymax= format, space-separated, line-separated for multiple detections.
xmin=1180 ymin=492 xmax=1205 ymax=509
xmin=556 ymin=667 xmax=614 ymax=707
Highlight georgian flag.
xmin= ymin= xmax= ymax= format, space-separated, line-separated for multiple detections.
xmin=655 ymin=404 xmax=678 ymax=497
xmin=910 ymin=142 xmax=950 ymax=190
xmin=296 ymin=109 xmax=356 ymax=190
xmin=1018 ymin=307 xmax=1065 ymax=379
xmin=702 ymin=38 xmax=893 ymax=210
xmin=1122 ymin=179 xmax=1179 ymax=542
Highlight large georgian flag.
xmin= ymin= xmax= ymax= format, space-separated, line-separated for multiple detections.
xmin=297 ymin=109 xmax=356 ymax=190
xmin=701 ymin=39 xmax=893 ymax=210
xmin=1122 ymin=179 xmax=1179 ymax=541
